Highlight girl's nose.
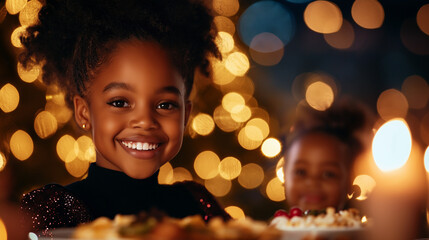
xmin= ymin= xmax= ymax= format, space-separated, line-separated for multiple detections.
xmin=129 ymin=106 xmax=159 ymax=130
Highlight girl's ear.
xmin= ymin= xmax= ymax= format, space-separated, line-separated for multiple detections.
xmin=184 ymin=100 xmax=192 ymax=127
xmin=73 ymin=95 xmax=91 ymax=130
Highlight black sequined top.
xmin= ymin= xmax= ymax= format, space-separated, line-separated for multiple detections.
xmin=21 ymin=163 xmax=230 ymax=234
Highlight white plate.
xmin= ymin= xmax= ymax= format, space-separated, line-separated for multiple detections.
xmin=29 ymin=228 xmax=75 ymax=240
xmin=280 ymin=227 xmax=366 ymax=240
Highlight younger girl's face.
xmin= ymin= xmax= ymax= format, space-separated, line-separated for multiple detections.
xmin=284 ymin=132 xmax=349 ymax=211
xmin=74 ymin=39 xmax=190 ymax=179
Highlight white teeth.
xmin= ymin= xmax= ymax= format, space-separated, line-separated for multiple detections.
xmin=121 ymin=141 xmax=159 ymax=151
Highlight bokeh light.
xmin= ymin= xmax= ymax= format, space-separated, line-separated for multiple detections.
xmin=158 ymin=162 xmax=173 ymax=184
xmin=401 ymin=75 xmax=429 ymax=110
xmin=225 ymin=206 xmax=245 ymax=220
xmin=10 ymin=26 xmax=25 ymax=48
xmin=305 ymin=81 xmax=334 ymax=111
xmin=0 ymin=218 xmax=6 ymax=240
xmin=421 ymin=112 xmax=429 ymax=145
xmin=219 ymin=76 xmax=255 ymax=97
xmin=352 ymin=175 xmax=376 ymax=200
xmin=304 ymin=0 xmax=342 ymax=34
xmin=266 ymin=177 xmax=285 ymax=202
xmin=212 ymin=0 xmax=239 ymax=17
xmin=34 ymin=110 xmax=58 ymax=139
xmin=372 ymin=119 xmax=412 ymax=172
xmin=276 ymin=157 xmax=285 ymax=183
xmin=0 ymin=83 xmax=20 ymax=113
xmin=249 ymin=32 xmax=284 ymax=66
xmin=56 ymin=135 xmax=78 ymax=162
xmin=65 ymin=158 xmax=89 ymax=178
xmin=222 ymin=92 xmax=245 ymax=113
xmin=225 ymin=52 xmax=250 ymax=76
xmin=19 ymin=0 xmax=42 ymax=26
xmin=218 ymin=156 xmax=241 ymax=180
xmin=417 ymin=4 xmax=429 ymax=36
xmin=76 ymin=135 xmax=95 ymax=162
xmin=351 ymin=0 xmax=384 ymax=29
xmin=377 ymin=89 xmax=408 ymax=121
xmin=212 ymin=59 xmax=236 ymax=86
xmin=246 ymin=118 xmax=270 ymax=140
xmin=400 ymin=18 xmax=429 ymax=55
xmin=205 ymin=175 xmax=231 ymax=197
xmin=191 ymin=113 xmax=215 ymax=136
xmin=214 ymin=16 xmax=236 ymax=35
xmin=17 ymin=62 xmax=40 ymax=83
xmin=261 ymin=138 xmax=281 ymax=158
xmin=5 ymin=0 xmax=27 ymax=15
xmin=0 ymin=152 xmax=6 ymax=172
xmin=194 ymin=151 xmax=220 ymax=180
xmin=238 ymin=163 xmax=264 ymax=189
xmin=171 ymin=167 xmax=193 ymax=183
xmin=238 ymin=1 xmax=295 ymax=46
xmin=324 ymin=20 xmax=355 ymax=49
xmin=10 ymin=129 xmax=34 ymax=161
xmin=292 ymin=72 xmax=337 ymax=102
xmin=215 ymin=31 xmax=235 ymax=54
xmin=230 ymin=105 xmax=251 ymax=123
xmin=213 ymin=105 xmax=241 ymax=132
xmin=424 ymin=146 xmax=429 ymax=172
xmin=238 ymin=126 xmax=264 ymax=150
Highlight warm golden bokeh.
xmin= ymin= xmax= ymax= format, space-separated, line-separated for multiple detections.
xmin=222 ymin=92 xmax=245 ymax=113
xmin=401 ymin=75 xmax=429 ymax=109
xmin=424 ymin=146 xmax=429 ymax=172
xmin=230 ymin=105 xmax=251 ymax=123
xmin=204 ymin=175 xmax=231 ymax=197
xmin=225 ymin=52 xmax=250 ymax=77
xmin=421 ymin=112 xmax=429 ymax=146
xmin=171 ymin=167 xmax=193 ymax=183
xmin=304 ymin=0 xmax=342 ymax=34
xmin=249 ymin=32 xmax=284 ymax=66
xmin=214 ymin=16 xmax=236 ymax=35
xmin=45 ymin=101 xmax=73 ymax=125
xmin=10 ymin=130 xmax=34 ymax=161
xmin=191 ymin=113 xmax=215 ymax=136
xmin=216 ymin=31 xmax=235 ymax=54
xmin=224 ymin=206 xmax=245 ymax=220
xmin=351 ymin=0 xmax=384 ymax=29
xmin=158 ymin=162 xmax=173 ymax=185
xmin=266 ymin=177 xmax=285 ymax=202
xmin=76 ymin=135 xmax=95 ymax=162
xmin=352 ymin=174 xmax=376 ymax=201
xmin=212 ymin=0 xmax=239 ymax=17
xmin=17 ymin=62 xmax=40 ymax=83
xmin=10 ymin=26 xmax=25 ymax=48
xmin=372 ymin=119 xmax=412 ymax=172
xmin=417 ymin=4 xmax=429 ymax=35
xmin=0 ymin=152 xmax=6 ymax=172
xmin=237 ymin=163 xmax=264 ymax=189
xmin=238 ymin=126 xmax=263 ymax=150
xmin=34 ymin=110 xmax=58 ymax=139
xmin=56 ymin=135 xmax=78 ymax=162
xmin=193 ymin=151 xmax=220 ymax=180
xmin=0 ymin=83 xmax=20 ymax=113
xmin=261 ymin=137 xmax=281 ymax=158
xmin=213 ymin=105 xmax=241 ymax=132
xmin=276 ymin=157 xmax=285 ymax=183
xmin=305 ymin=81 xmax=334 ymax=111
xmin=377 ymin=89 xmax=409 ymax=121
xmin=19 ymin=0 xmax=42 ymax=26
xmin=65 ymin=158 xmax=89 ymax=178
xmin=0 ymin=218 xmax=6 ymax=240
xmin=218 ymin=156 xmax=241 ymax=180
xmin=324 ymin=20 xmax=355 ymax=49
xmin=5 ymin=0 xmax=27 ymax=15
xmin=212 ymin=59 xmax=236 ymax=86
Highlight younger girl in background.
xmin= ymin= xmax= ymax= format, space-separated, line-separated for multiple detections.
xmin=281 ymin=99 xmax=374 ymax=212
xmin=19 ymin=0 xmax=230 ymax=233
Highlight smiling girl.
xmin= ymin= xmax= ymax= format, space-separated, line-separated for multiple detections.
xmin=19 ymin=0 xmax=229 ymax=233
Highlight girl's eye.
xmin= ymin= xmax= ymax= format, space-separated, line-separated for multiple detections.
xmin=294 ymin=169 xmax=306 ymax=177
xmin=322 ymin=171 xmax=338 ymax=179
xmin=107 ymin=99 xmax=130 ymax=108
xmin=157 ymin=102 xmax=178 ymax=110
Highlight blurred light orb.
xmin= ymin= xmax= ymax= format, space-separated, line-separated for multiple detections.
xmin=249 ymin=32 xmax=284 ymax=66
xmin=225 ymin=52 xmax=250 ymax=76
xmin=230 ymin=105 xmax=251 ymax=123
xmin=247 ymin=118 xmax=270 ymax=140
xmin=401 ymin=75 xmax=429 ymax=109
xmin=66 ymin=158 xmax=89 ymax=178
xmin=19 ymin=0 xmax=42 ymax=26
xmin=56 ymin=135 xmax=77 ymax=162
xmin=238 ymin=163 xmax=264 ymax=189
xmin=238 ymin=0 xmax=295 ymax=46
xmin=194 ymin=151 xmax=220 ymax=180
xmin=238 ymin=127 xmax=264 ymax=150
xmin=158 ymin=162 xmax=173 ymax=184
xmin=10 ymin=130 xmax=33 ymax=161
xmin=305 ymin=81 xmax=334 ymax=111
xmin=76 ymin=136 xmax=95 ymax=162
xmin=261 ymin=138 xmax=281 ymax=158
xmin=45 ymin=101 xmax=73 ymax=124
xmin=0 ymin=218 xmax=6 ymax=240
xmin=0 ymin=152 xmax=6 ymax=172
xmin=266 ymin=177 xmax=285 ymax=202
xmin=372 ymin=119 xmax=412 ymax=172
xmin=214 ymin=16 xmax=236 ymax=35
xmin=220 ymin=76 xmax=255 ymax=97
xmin=0 ymin=83 xmax=20 ymax=113
xmin=205 ymin=175 xmax=232 ymax=197
xmin=213 ymin=105 xmax=241 ymax=132
xmin=244 ymin=125 xmax=264 ymax=142
xmin=324 ymin=20 xmax=355 ymax=49
xmin=377 ymin=89 xmax=408 ymax=121
xmin=212 ymin=59 xmax=236 ymax=86
xmin=417 ymin=4 xmax=429 ymax=36
xmin=212 ymin=0 xmax=239 ymax=17
xmin=424 ymin=146 xmax=429 ymax=172
xmin=34 ymin=110 xmax=58 ymax=139
xmin=17 ymin=62 xmax=40 ymax=83
xmin=292 ymin=72 xmax=338 ymax=102
xmin=192 ymin=113 xmax=215 ymax=136
xmin=5 ymin=0 xmax=27 ymax=15
xmin=172 ymin=167 xmax=193 ymax=183
xmin=304 ymin=0 xmax=342 ymax=34
xmin=400 ymin=18 xmax=429 ymax=55
xmin=216 ymin=32 xmax=235 ymax=54
xmin=225 ymin=206 xmax=245 ymax=220
xmin=11 ymin=26 xmax=26 ymax=48
xmin=351 ymin=0 xmax=384 ymax=29
xmin=219 ymin=156 xmax=242 ymax=180
xmin=222 ymin=92 xmax=245 ymax=113
xmin=276 ymin=157 xmax=285 ymax=183
xmin=421 ymin=112 xmax=429 ymax=146
xmin=352 ymin=175 xmax=376 ymax=201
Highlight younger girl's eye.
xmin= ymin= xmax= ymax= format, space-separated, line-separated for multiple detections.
xmin=107 ymin=99 xmax=130 ymax=108
xmin=294 ymin=168 xmax=307 ymax=177
xmin=322 ymin=171 xmax=338 ymax=179
xmin=157 ymin=102 xmax=178 ymax=110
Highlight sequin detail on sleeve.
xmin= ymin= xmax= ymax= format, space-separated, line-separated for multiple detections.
xmin=20 ymin=184 xmax=93 ymax=234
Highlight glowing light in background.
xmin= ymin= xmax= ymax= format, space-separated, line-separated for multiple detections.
xmin=230 ymin=105 xmax=251 ymax=123
xmin=238 ymin=126 xmax=264 ymax=150
xmin=219 ymin=156 xmax=241 ymax=180
xmin=0 ymin=152 xmax=6 ymax=172
xmin=249 ymin=32 xmax=284 ymax=66
xmin=324 ymin=20 xmax=355 ymax=49
xmin=158 ymin=162 xmax=173 ymax=184
xmin=0 ymin=218 xmax=6 ymax=240
xmin=171 ymin=167 xmax=193 ymax=183
xmin=34 ymin=110 xmax=58 ymax=139
xmin=238 ymin=0 xmax=295 ymax=46
xmin=65 ymin=158 xmax=89 ymax=178
xmin=292 ymin=72 xmax=337 ymax=102
xmin=19 ymin=0 xmax=42 ymax=26
xmin=212 ymin=0 xmax=239 ymax=17
xmin=304 ymin=0 xmax=342 ymax=34
xmin=276 ymin=157 xmax=285 ymax=183
xmin=247 ymin=118 xmax=270 ymax=140
xmin=56 ymin=135 xmax=77 ymax=162
xmin=377 ymin=89 xmax=408 ymax=121
xmin=305 ymin=81 xmax=334 ymax=111
xmin=205 ymin=175 xmax=231 ymax=197
xmin=10 ymin=26 xmax=25 ymax=48
xmin=238 ymin=163 xmax=264 ymax=189
xmin=212 ymin=59 xmax=236 ymax=86
xmin=417 ymin=4 xmax=429 ymax=36
xmin=213 ymin=105 xmax=241 ymax=132
xmin=0 ymin=83 xmax=19 ymax=113
xmin=216 ymin=32 xmax=235 ymax=54
xmin=214 ymin=16 xmax=236 ymax=35
xmin=17 ymin=62 xmax=40 ymax=83
xmin=222 ymin=92 xmax=245 ymax=113
xmin=225 ymin=52 xmax=250 ymax=76
xmin=225 ymin=206 xmax=245 ymax=220
xmin=10 ymin=130 xmax=33 ymax=161
xmin=76 ymin=136 xmax=95 ymax=162
xmin=5 ymin=0 xmax=27 ymax=15
xmin=220 ymin=76 xmax=255 ymax=97
xmin=424 ymin=146 xmax=429 ymax=172
xmin=372 ymin=119 xmax=412 ymax=172
xmin=421 ymin=113 xmax=429 ymax=146
xmin=194 ymin=151 xmax=220 ymax=180
xmin=192 ymin=113 xmax=215 ymax=136
xmin=261 ymin=138 xmax=281 ymax=158
xmin=400 ymin=18 xmax=429 ymax=55
xmin=401 ymin=75 xmax=429 ymax=110
xmin=351 ymin=0 xmax=384 ymax=29
xmin=266 ymin=177 xmax=285 ymax=202
xmin=352 ymin=175 xmax=376 ymax=200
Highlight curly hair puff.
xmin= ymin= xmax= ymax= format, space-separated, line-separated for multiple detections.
xmin=18 ymin=0 xmax=220 ymax=108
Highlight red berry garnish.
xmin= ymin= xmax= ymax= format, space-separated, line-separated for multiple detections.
xmin=289 ymin=207 xmax=303 ymax=217
xmin=274 ymin=209 xmax=290 ymax=218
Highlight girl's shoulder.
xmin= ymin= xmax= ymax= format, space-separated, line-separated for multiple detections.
xmin=21 ymin=184 xmax=93 ymax=233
